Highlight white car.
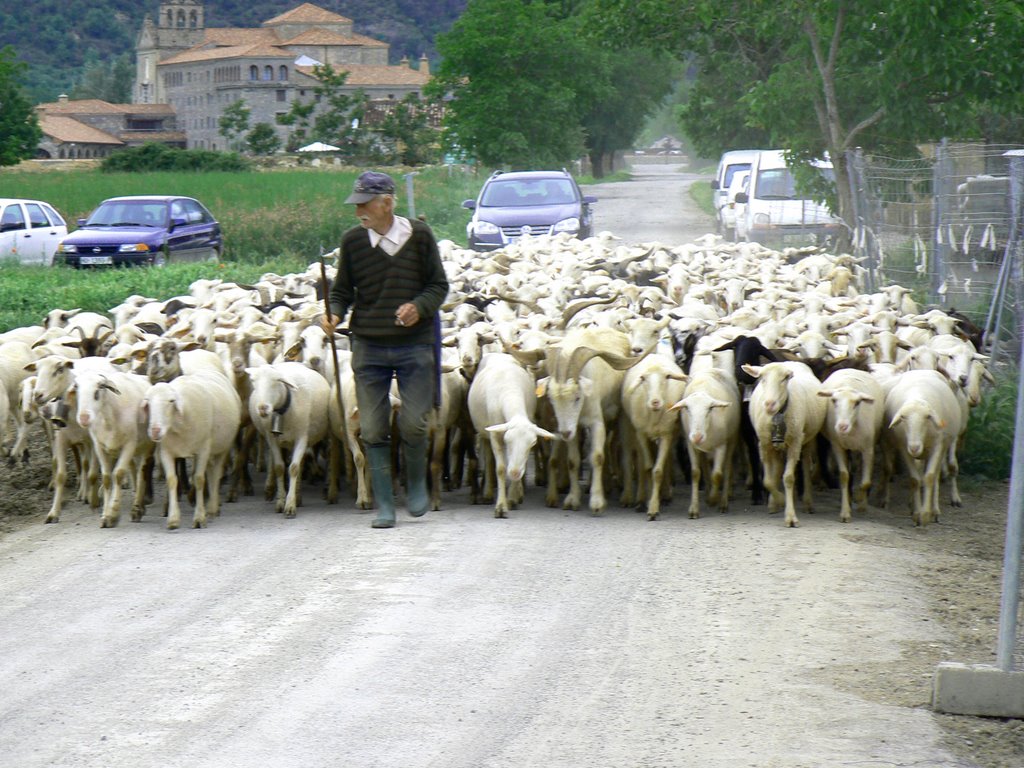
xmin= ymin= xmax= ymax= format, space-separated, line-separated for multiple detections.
xmin=0 ymin=198 xmax=69 ymax=266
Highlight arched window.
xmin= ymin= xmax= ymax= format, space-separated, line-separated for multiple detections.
xmin=177 ymin=10 xmax=186 ymax=28
xmin=189 ymin=10 xmax=198 ymax=28
xmin=249 ymin=65 xmax=259 ymax=81
xmin=166 ymin=10 xmax=173 ymax=26
xmin=263 ymin=65 xmax=273 ymax=81
xmin=279 ymin=65 xmax=289 ymax=81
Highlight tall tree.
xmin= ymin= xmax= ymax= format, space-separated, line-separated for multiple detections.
xmin=69 ymin=53 xmax=134 ymax=103
xmin=0 ymin=46 xmax=41 ymax=166
xmin=378 ymin=93 xmax=440 ymax=166
xmin=595 ymin=0 xmax=1024 ymax=239
xmin=428 ymin=0 xmax=590 ymax=168
xmin=219 ymin=99 xmax=251 ymax=153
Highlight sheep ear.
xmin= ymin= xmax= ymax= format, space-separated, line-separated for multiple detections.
xmin=535 ymin=426 xmax=557 ymax=441
xmin=535 ymin=377 xmax=548 ymax=398
xmin=860 ymin=395 xmax=875 ymax=404
xmin=486 ymin=422 xmax=509 ymax=435
xmin=888 ymin=412 xmax=904 ymax=428
xmin=817 ymin=389 xmax=833 ymax=398
xmin=741 ymin=363 xmax=763 ymax=379
xmin=668 ymin=398 xmax=685 ymax=413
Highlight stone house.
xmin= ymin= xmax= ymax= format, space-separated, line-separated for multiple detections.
xmin=134 ymin=0 xmax=432 ymax=150
xmin=34 ymin=98 xmax=184 ymax=159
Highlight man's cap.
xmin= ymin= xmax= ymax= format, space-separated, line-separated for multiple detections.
xmin=344 ymin=171 xmax=396 ymax=204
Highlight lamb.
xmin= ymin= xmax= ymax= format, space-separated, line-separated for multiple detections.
xmin=142 ymin=371 xmax=243 ymax=529
xmin=73 ymin=369 xmax=154 ymax=528
xmin=816 ymin=369 xmax=886 ymax=522
xmin=620 ymin=354 xmax=688 ymax=520
xmin=246 ymin=362 xmax=330 ymax=518
xmin=883 ymin=369 xmax=963 ymax=526
xmin=742 ymin=361 xmax=827 ymax=527
xmin=671 ymin=368 xmax=741 ymax=518
xmin=468 ymin=353 xmax=555 ymax=518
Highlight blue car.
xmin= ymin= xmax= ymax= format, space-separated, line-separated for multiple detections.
xmin=56 ymin=195 xmax=222 ymax=268
xmin=462 ymin=169 xmax=597 ymax=251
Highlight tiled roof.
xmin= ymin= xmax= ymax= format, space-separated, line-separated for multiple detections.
xmin=39 ymin=116 xmax=124 ymax=145
xmin=202 ymin=28 xmax=279 ymax=46
xmin=36 ymin=99 xmax=126 ymax=115
xmin=263 ymin=3 xmax=352 ymax=26
xmin=296 ymin=63 xmax=431 ymax=86
xmin=280 ymin=29 xmax=386 ymax=47
xmin=159 ymin=42 xmax=295 ymax=65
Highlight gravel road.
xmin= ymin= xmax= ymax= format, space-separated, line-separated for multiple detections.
xmin=0 ymin=163 xmax=1018 ymax=768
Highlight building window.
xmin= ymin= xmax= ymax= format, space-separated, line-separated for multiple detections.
xmin=276 ymin=89 xmax=286 ymax=102
xmin=263 ymin=65 xmax=273 ymax=81
xmin=279 ymin=65 xmax=288 ymax=81
xmin=249 ymin=65 xmax=259 ymax=81
xmin=189 ymin=10 xmax=198 ymax=28
xmin=177 ymin=10 xmax=186 ymax=28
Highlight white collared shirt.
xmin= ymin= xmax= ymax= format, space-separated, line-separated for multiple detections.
xmin=368 ymin=215 xmax=413 ymax=256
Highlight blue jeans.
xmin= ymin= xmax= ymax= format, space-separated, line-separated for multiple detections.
xmin=351 ymin=339 xmax=435 ymax=448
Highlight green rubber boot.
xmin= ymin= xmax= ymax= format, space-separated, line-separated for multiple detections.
xmin=367 ymin=444 xmax=396 ymax=529
xmin=404 ymin=439 xmax=429 ymax=517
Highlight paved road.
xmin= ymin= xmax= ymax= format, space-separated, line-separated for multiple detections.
xmin=0 ymin=165 xmax=973 ymax=767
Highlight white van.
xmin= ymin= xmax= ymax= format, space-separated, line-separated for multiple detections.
xmin=711 ymin=149 xmax=761 ymax=239
xmin=0 ymin=198 xmax=68 ymax=266
xmin=734 ymin=149 xmax=844 ymax=249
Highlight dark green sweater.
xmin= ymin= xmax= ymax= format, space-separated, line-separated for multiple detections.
xmin=328 ymin=218 xmax=449 ymax=346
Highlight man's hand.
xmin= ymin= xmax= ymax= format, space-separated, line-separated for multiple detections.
xmin=394 ymin=302 xmax=420 ymax=327
xmin=322 ymin=313 xmax=341 ymax=333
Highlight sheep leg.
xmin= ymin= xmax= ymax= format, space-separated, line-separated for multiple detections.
xmin=563 ymin=435 xmax=583 ymax=511
xmin=130 ymin=453 xmax=150 ymax=522
xmin=782 ymin=443 xmax=802 ymax=528
xmin=190 ymin=445 xmax=213 ymax=528
xmin=921 ymin=446 xmax=944 ymax=527
xmin=490 ymin=433 xmax=509 ymax=518
xmin=833 ymin=444 xmax=852 ymax=522
xmin=206 ymin=451 xmax=228 ymax=519
xmin=46 ymin=432 xmax=70 ymax=523
xmin=711 ymin=443 xmax=730 ymax=513
xmin=760 ymin=445 xmax=784 ymax=514
xmin=325 ymin=435 xmax=341 ymax=505
xmin=478 ymin=435 xmax=495 ymax=504
xmin=283 ymin=436 xmax=308 ymax=518
xmin=647 ymin=435 xmax=674 ymax=521
xmin=162 ymin=449 xmax=182 ymax=530
xmin=545 ymin=440 xmax=561 ymax=508
xmin=429 ymin=430 xmax=445 ymax=511
xmin=854 ymin=445 xmax=875 ymax=515
xmin=946 ymin=439 xmax=962 ymax=509
xmin=800 ymin=442 xmax=817 ymax=514
xmin=686 ymin=442 xmax=702 ymax=519
xmin=588 ymin=422 xmax=609 ymax=516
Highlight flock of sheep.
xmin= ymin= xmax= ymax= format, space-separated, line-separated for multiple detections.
xmin=0 ymin=230 xmax=992 ymax=530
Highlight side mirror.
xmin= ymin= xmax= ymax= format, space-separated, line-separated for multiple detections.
xmin=583 ymin=195 xmax=598 ymax=204
xmin=734 ymin=192 xmax=749 ymax=204
xmin=170 ymin=216 xmax=188 ymax=230
xmin=461 ymin=199 xmax=477 ymax=210
xmin=77 ymin=218 xmax=87 ymax=227
xmin=710 ymin=180 xmax=720 ymax=190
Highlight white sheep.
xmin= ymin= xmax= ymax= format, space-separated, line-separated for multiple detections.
xmin=816 ymin=369 xmax=886 ymax=522
xmin=246 ymin=362 xmax=330 ymax=518
xmin=142 ymin=371 xmax=243 ymax=529
xmin=671 ymin=368 xmax=741 ymax=519
xmin=620 ymin=354 xmax=688 ymax=520
xmin=883 ymin=369 xmax=963 ymax=526
xmin=742 ymin=361 xmax=827 ymax=527
xmin=468 ymin=353 xmax=555 ymax=518
xmin=73 ymin=369 xmax=154 ymax=528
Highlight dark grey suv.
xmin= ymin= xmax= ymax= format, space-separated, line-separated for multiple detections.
xmin=462 ymin=169 xmax=597 ymax=251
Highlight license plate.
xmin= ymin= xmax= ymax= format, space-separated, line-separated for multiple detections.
xmin=79 ymin=255 xmax=113 ymax=265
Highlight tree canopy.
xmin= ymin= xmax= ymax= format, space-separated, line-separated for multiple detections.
xmin=428 ymin=0 xmax=673 ymax=174
xmin=0 ymin=46 xmax=42 ymax=166
xmin=594 ymin=0 xmax=1024 ymax=232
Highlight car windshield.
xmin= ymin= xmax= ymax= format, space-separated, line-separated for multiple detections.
xmin=481 ymin=179 xmax=577 ymax=207
xmin=755 ymin=167 xmax=835 ymax=200
xmin=86 ymin=201 xmax=168 ymax=227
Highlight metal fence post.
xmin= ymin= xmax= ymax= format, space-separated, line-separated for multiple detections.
xmin=931 ymin=139 xmax=951 ymax=302
xmin=404 ymin=171 xmax=419 ymax=220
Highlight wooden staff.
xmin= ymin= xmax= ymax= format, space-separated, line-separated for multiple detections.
xmin=318 ymin=248 xmax=347 ymax=430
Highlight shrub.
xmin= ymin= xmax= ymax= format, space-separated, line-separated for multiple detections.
xmin=960 ymin=366 xmax=1019 ymax=480
xmin=101 ymin=143 xmax=250 ymax=173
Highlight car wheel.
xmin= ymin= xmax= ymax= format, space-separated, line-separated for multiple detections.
xmin=152 ymin=250 xmax=168 ymax=268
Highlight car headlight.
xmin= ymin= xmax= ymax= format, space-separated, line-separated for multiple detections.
xmin=553 ymin=217 xmax=580 ymax=233
xmin=473 ymin=220 xmax=500 ymax=236
xmin=56 ymin=243 xmax=76 ymax=254
xmin=753 ymin=213 xmax=770 ymax=226
xmin=118 ymin=243 xmax=151 ymax=253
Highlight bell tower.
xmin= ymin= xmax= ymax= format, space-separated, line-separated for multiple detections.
xmin=158 ymin=0 xmax=206 ymax=49
xmin=134 ymin=0 xmax=206 ymax=104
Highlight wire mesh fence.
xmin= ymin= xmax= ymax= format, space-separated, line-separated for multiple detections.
xmin=847 ymin=141 xmax=1024 ymax=366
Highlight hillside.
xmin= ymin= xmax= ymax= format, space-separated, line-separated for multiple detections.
xmin=3 ymin=0 xmax=465 ymax=104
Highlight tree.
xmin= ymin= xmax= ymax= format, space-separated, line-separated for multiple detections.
xmin=595 ymin=0 xmax=1024 ymax=240
xmin=276 ymin=64 xmax=367 ymax=154
xmin=428 ymin=0 xmax=590 ymax=168
xmin=378 ymin=94 xmax=440 ymax=166
xmin=0 ymin=46 xmax=41 ymax=166
xmin=70 ymin=53 xmax=135 ymax=103
xmin=246 ymin=123 xmax=281 ymax=156
xmin=219 ymin=99 xmax=251 ymax=152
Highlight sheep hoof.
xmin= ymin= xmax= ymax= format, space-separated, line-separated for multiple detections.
xmin=689 ymin=510 xmax=700 ymax=519
xmin=647 ymin=513 xmax=659 ymax=521
xmin=45 ymin=515 xmax=59 ymax=524
xmin=167 ymin=521 xmax=179 ymax=531
xmin=192 ymin=519 xmax=205 ymax=529
xmin=493 ymin=508 xmax=507 ymax=519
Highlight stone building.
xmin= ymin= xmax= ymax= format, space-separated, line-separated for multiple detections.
xmin=134 ymin=0 xmax=431 ymax=150
xmin=34 ymin=97 xmax=183 ymax=159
